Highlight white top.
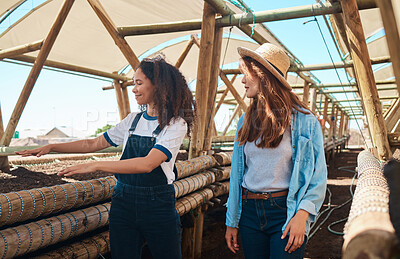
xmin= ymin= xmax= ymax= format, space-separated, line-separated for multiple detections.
xmin=104 ymin=111 xmax=187 ymax=184
xmin=242 ymin=128 xmax=293 ymax=192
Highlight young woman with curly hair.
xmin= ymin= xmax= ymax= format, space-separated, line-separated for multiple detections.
xmin=225 ymin=43 xmax=327 ymax=258
xmin=17 ymin=56 xmax=196 ymax=259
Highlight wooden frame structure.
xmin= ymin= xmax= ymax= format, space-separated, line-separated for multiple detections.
xmin=0 ymin=0 xmax=399 ymax=257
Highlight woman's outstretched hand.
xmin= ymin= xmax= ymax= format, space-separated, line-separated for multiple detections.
xmin=58 ymin=162 xmax=98 ymax=177
xmin=225 ymin=226 xmax=239 ymax=254
xmin=281 ymin=209 xmax=309 ymax=253
xmin=15 ymin=145 xmax=52 ymax=157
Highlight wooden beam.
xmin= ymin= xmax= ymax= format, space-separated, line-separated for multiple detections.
xmin=342 ymin=0 xmax=392 ymax=160
xmin=121 ymin=85 xmax=131 ymax=117
xmin=384 ymin=99 xmax=400 ymax=132
xmin=0 ymin=103 xmax=9 ymax=171
xmin=222 ymin=104 xmax=241 ymax=136
xmin=291 ymin=79 xmax=396 ymax=89
xmin=215 ymin=0 xmax=376 ymax=27
xmin=113 ymin=79 xmax=126 ymax=120
xmin=310 ymin=88 xmax=317 ymax=113
xmin=87 ymin=0 xmax=140 ymax=70
xmin=204 ymin=27 xmax=223 ymax=151
xmin=0 ymin=0 xmax=75 ymax=147
xmin=338 ymin=110 xmax=345 ymax=138
xmin=375 ymin=0 xmax=400 ymax=95
xmin=215 ymin=75 xmax=236 ymax=114
xmin=322 ymin=98 xmax=329 ymax=137
xmin=222 ymin=56 xmax=391 ymax=74
xmin=219 ymin=71 xmax=247 ymax=112
xmin=323 ymin=85 xmax=398 ymax=94
xmin=11 ymin=54 xmax=129 ymax=81
xmin=189 ymin=2 xmax=216 ymax=159
xmin=0 ymin=40 xmax=43 ymax=60
xmin=303 ymin=82 xmax=310 ymax=107
xmin=194 ymin=206 xmax=206 ymax=259
xmin=175 ymin=36 xmax=195 ymax=69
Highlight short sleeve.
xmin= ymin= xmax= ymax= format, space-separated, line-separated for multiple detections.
xmin=154 ymin=118 xmax=187 ymax=162
xmin=103 ymin=113 xmax=135 ymax=147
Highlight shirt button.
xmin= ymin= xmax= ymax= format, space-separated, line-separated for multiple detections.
xmin=292 ymin=145 xmax=295 ymax=148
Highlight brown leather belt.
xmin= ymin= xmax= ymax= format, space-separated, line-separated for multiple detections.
xmin=242 ymin=189 xmax=288 ymax=200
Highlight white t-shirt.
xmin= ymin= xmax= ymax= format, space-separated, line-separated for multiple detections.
xmin=103 ymin=111 xmax=187 ymax=184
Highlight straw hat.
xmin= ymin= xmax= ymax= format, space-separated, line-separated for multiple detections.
xmin=238 ymin=43 xmax=292 ymax=90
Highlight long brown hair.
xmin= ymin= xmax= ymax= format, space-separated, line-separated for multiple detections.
xmin=237 ymin=56 xmax=310 ymax=148
xmin=138 ymin=57 xmax=196 ymax=135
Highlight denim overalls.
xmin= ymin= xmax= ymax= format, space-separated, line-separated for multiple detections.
xmin=109 ymin=112 xmax=182 ymax=259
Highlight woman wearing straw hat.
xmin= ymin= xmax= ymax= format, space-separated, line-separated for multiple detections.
xmin=225 ymin=43 xmax=327 ymax=258
xmin=16 ymin=56 xmax=195 ymax=259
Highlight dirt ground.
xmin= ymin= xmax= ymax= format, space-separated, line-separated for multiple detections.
xmin=0 ymin=148 xmax=360 ymax=258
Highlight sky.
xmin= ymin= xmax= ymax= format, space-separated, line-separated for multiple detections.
xmin=0 ymin=0 xmax=375 ymax=138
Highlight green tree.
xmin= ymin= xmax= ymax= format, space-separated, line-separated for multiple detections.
xmin=92 ymin=124 xmax=114 ymax=137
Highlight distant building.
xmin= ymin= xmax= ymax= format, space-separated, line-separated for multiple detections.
xmin=39 ymin=127 xmax=70 ymax=139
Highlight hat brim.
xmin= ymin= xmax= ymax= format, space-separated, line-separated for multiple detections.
xmin=238 ymin=46 xmax=292 ymax=91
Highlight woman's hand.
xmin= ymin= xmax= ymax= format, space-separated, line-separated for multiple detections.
xmin=15 ymin=145 xmax=53 ymax=157
xmin=225 ymin=226 xmax=239 ymax=254
xmin=58 ymin=162 xmax=98 ymax=177
xmin=281 ymin=209 xmax=309 ymax=253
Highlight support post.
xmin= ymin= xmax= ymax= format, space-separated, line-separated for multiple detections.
xmin=310 ymin=88 xmax=317 ymax=113
xmin=322 ymin=97 xmax=329 ymax=137
xmin=303 ymin=82 xmax=310 ymax=107
xmin=204 ymin=27 xmax=223 ymax=151
xmin=341 ymin=0 xmax=392 ymax=160
xmin=338 ymin=110 xmax=345 ymax=138
xmin=0 ymin=0 xmax=75 ymax=147
xmin=0 ymin=103 xmax=9 ymax=171
xmin=87 ymin=0 xmax=140 ymax=70
xmin=189 ymin=2 xmax=216 ymax=159
xmin=113 ymin=79 xmax=126 ymax=120
xmin=194 ymin=206 xmax=206 ymax=259
xmin=375 ymin=0 xmax=400 ymax=95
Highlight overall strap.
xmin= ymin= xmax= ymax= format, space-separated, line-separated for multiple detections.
xmin=152 ymin=125 xmax=162 ymax=137
xmin=129 ymin=112 xmax=144 ymax=133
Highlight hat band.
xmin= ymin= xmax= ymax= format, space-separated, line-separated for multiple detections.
xmin=266 ymin=59 xmax=284 ymax=77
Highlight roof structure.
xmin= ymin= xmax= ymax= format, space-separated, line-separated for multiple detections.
xmin=0 ymin=0 xmax=399 ymax=160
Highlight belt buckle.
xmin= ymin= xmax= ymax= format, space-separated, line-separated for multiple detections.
xmin=261 ymin=192 xmax=270 ymax=200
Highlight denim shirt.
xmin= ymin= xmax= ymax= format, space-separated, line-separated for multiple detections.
xmin=225 ymin=108 xmax=327 ymax=236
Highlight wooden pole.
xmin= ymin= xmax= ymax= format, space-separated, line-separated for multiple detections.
xmin=384 ymin=99 xmax=400 ymax=132
xmin=215 ymin=75 xmax=237 ymax=114
xmin=333 ymin=107 xmax=339 ymax=139
xmin=341 ymin=0 xmax=392 ymax=160
xmin=0 ymin=40 xmax=43 ymax=60
xmin=0 ymin=0 xmax=75 ymax=147
xmin=375 ymin=0 xmax=400 ymax=95
xmin=11 ymin=54 xmax=130 ymax=81
xmin=189 ymin=2 xmax=216 ymax=157
xmin=219 ymin=71 xmax=247 ymax=112
xmin=328 ymin=104 xmax=336 ymax=140
xmin=221 ymin=56 xmax=391 ymax=74
xmin=303 ymin=82 xmax=310 ymax=107
xmin=291 ymin=79 xmax=396 ymax=89
xmin=338 ymin=110 xmax=345 ymax=138
xmin=222 ymin=104 xmax=240 ymax=136
xmin=87 ymin=0 xmax=140 ymax=70
xmin=113 ymin=79 xmax=126 ymax=120
xmin=175 ymin=36 xmax=195 ymax=68
xmin=0 ymin=103 xmax=9 ymax=172
xmin=310 ymin=88 xmax=317 ymax=113
xmin=204 ymin=27 xmax=223 ymax=151
xmin=194 ymin=206 xmax=206 ymax=259
xmin=121 ymin=84 xmax=131 ymax=117
xmin=322 ymin=97 xmax=329 ymax=137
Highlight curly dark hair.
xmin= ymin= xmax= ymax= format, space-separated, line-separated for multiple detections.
xmin=137 ymin=57 xmax=196 ymax=135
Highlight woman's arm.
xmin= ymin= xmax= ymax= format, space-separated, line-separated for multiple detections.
xmin=15 ymin=135 xmax=111 ymax=157
xmin=58 ymin=147 xmax=167 ymax=176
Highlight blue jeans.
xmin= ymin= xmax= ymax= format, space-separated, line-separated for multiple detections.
xmin=109 ymin=182 xmax=182 ymax=259
xmin=239 ymin=196 xmax=307 ymax=259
